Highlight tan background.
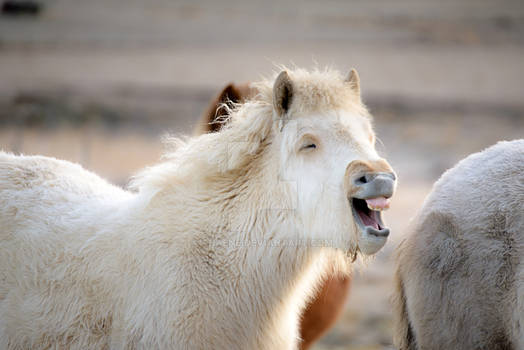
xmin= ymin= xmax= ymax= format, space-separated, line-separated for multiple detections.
xmin=1 ymin=1 xmax=523 ymax=348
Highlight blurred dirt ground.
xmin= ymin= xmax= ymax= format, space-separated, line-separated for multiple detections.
xmin=1 ymin=1 xmax=523 ymax=349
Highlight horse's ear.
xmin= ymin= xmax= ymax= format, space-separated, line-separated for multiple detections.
xmin=197 ymin=83 xmax=243 ymax=134
xmin=345 ymin=68 xmax=361 ymax=97
xmin=273 ymin=71 xmax=293 ymax=116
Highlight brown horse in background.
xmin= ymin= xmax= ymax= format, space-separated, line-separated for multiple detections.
xmin=195 ymin=82 xmax=352 ymax=350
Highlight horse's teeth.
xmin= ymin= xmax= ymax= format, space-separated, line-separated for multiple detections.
xmin=365 ymin=197 xmax=390 ymax=211
xmin=367 ymin=204 xmax=381 ymax=211
xmin=367 ymin=204 xmax=385 ymax=212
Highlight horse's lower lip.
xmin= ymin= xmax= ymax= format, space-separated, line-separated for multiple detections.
xmin=364 ymin=226 xmax=390 ymax=238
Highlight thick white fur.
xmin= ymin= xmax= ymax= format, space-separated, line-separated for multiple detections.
xmin=393 ymin=140 xmax=524 ymax=350
xmin=0 ymin=68 xmax=390 ymax=349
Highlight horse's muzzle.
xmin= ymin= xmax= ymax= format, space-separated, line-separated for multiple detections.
xmin=351 ymin=171 xmax=396 ymax=200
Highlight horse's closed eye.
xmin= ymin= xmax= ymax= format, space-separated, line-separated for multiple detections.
xmin=301 ymin=143 xmax=317 ymax=150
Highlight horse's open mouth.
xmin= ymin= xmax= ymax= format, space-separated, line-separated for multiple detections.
xmin=351 ymin=197 xmax=390 ymax=236
xmin=351 ymin=197 xmax=391 ymax=255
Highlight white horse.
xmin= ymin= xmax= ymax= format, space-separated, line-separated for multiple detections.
xmin=393 ymin=140 xmax=524 ymax=350
xmin=0 ymin=67 xmax=396 ymax=349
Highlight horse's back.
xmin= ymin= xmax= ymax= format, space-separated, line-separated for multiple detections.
xmin=395 ymin=140 xmax=524 ymax=350
xmin=0 ymin=151 xmax=129 ymax=289
xmin=0 ymin=151 xmax=126 ymax=200
xmin=0 ymin=152 xmax=129 ymax=234
xmin=0 ymin=152 xmax=130 ymax=349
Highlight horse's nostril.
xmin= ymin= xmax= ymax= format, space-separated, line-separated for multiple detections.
xmin=356 ymin=176 xmax=367 ymax=185
xmin=352 ymin=172 xmax=395 ymax=199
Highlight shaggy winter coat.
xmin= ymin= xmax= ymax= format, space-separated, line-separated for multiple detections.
xmin=198 ymin=81 xmax=352 ymax=350
xmin=393 ymin=140 xmax=524 ymax=350
xmin=1 ymin=68 xmax=396 ymax=349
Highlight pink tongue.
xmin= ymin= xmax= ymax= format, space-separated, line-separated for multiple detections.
xmin=365 ymin=197 xmax=390 ymax=209
xmin=359 ymin=211 xmax=379 ymax=229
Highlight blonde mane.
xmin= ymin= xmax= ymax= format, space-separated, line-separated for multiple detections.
xmin=131 ymin=67 xmax=369 ymax=197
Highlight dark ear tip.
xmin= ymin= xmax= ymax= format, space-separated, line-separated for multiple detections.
xmin=273 ymin=70 xmax=293 ymax=116
xmin=222 ymin=83 xmax=234 ymax=93
xmin=220 ymin=83 xmax=241 ymax=104
xmin=345 ymin=68 xmax=359 ymax=82
xmin=275 ymin=70 xmax=290 ymax=83
xmin=345 ymin=68 xmax=361 ymax=96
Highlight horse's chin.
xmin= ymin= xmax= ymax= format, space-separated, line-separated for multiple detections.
xmin=357 ymin=226 xmax=389 ymax=255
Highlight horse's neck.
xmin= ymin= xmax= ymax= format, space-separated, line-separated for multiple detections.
xmin=228 ymin=225 xmax=327 ymax=349
xmin=134 ymin=178 xmax=327 ymax=348
xmin=205 ymin=177 xmax=327 ymax=341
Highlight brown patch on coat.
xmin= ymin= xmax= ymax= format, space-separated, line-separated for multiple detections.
xmin=299 ymin=276 xmax=351 ymax=350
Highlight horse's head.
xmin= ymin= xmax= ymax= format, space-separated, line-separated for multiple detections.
xmin=266 ymin=69 xmax=397 ymax=256
xmin=193 ymin=68 xmax=396 ymax=257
